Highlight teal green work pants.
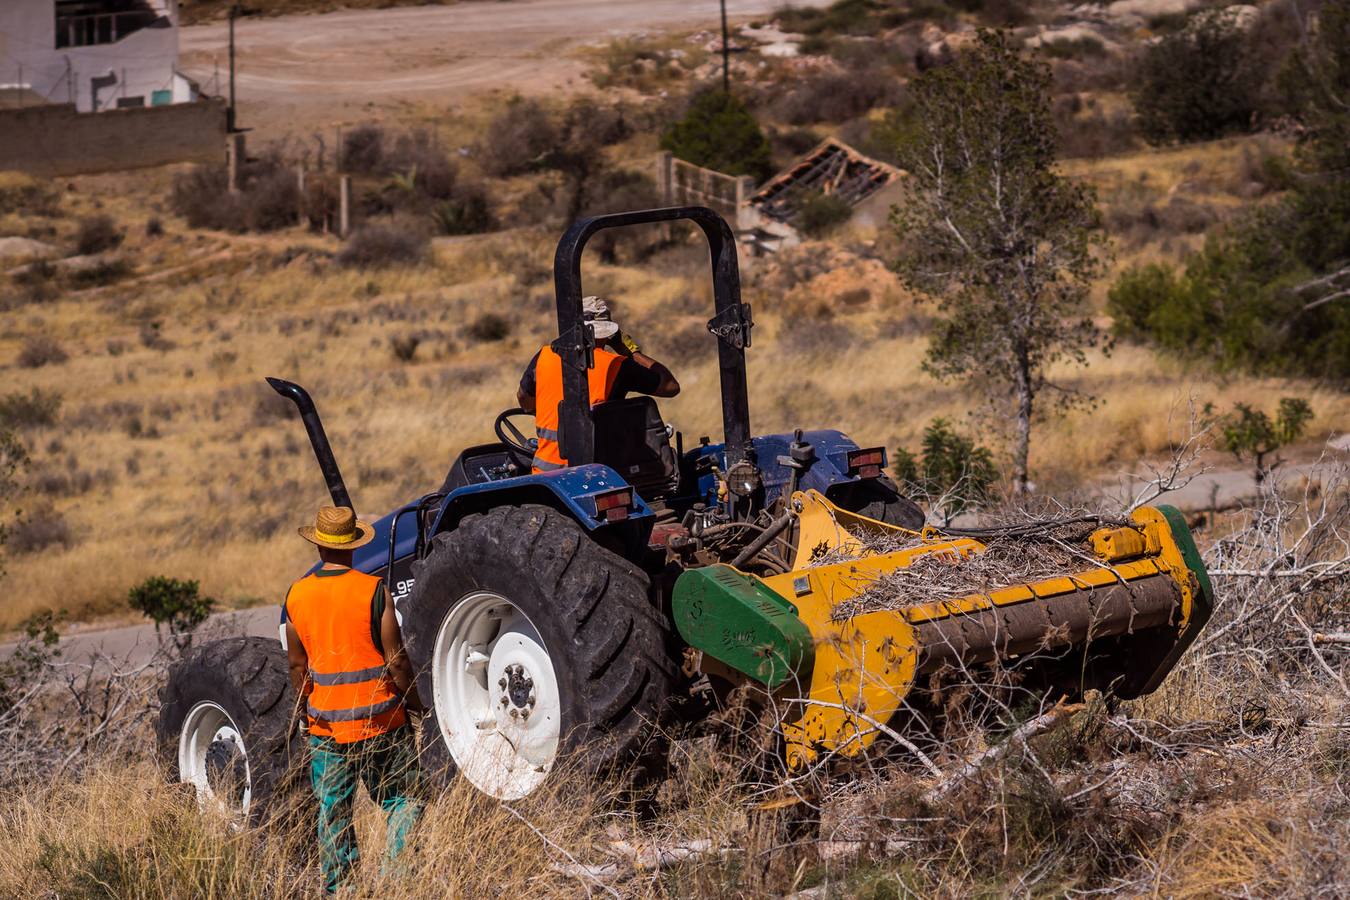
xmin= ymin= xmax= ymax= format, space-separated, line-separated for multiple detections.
xmin=308 ymin=726 xmax=422 ymax=894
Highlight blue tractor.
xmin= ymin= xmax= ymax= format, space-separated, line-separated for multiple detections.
xmin=155 ymin=207 xmax=924 ymax=817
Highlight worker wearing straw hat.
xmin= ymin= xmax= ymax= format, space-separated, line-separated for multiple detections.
xmin=283 ymin=505 xmax=422 ymax=894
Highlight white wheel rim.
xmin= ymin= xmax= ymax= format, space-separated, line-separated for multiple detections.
xmin=432 ymin=590 xmax=562 ymax=800
xmin=178 ymin=700 xmax=252 ymax=817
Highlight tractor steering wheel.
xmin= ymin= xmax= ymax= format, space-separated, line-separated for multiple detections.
xmin=494 ymin=408 xmax=536 ymax=471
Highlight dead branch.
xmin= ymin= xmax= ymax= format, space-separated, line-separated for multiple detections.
xmin=922 ymin=701 xmax=1083 ymax=804
xmin=784 ymin=697 xmax=944 ymax=779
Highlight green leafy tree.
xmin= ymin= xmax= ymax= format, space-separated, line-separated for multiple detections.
xmin=892 ymin=418 xmax=998 ymax=519
xmin=1132 ymin=10 xmax=1262 ymax=144
xmin=1215 ymin=398 xmax=1314 ymax=485
xmin=1107 ymin=2 xmax=1350 ymax=381
xmin=660 ymin=89 xmax=773 ymax=183
xmin=128 ymin=575 xmax=216 ymax=651
xmin=889 ymin=30 xmax=1107 ymax=494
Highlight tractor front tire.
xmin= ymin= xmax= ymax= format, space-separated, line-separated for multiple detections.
xmin=403 ymin=504 xmax=678 ymax=801
xmin=156 ymin=637 xmax=310 ymax=829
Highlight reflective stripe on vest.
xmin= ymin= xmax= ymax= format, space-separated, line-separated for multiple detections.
xmin=531 ymin=343 xmax=625 ymax=474
xmin=285 ymin=569 xmax=406 ymax=743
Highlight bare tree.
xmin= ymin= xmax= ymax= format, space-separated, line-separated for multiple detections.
xmin=890 ymin=30 xmax=1108 ymax=493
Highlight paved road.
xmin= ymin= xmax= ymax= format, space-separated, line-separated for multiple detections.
xmin=1099 ymin=458 xmax=1341 ymax=513
xmin=179 ymin=0 xmax=831 ymax=133
xmin=20 ymin=607 xmax=281 ymax=670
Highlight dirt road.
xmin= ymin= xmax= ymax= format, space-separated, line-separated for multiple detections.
xmin=179 ymin=0 xmax=830 ymax=133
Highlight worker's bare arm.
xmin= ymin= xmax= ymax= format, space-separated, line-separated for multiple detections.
xmin=285 ymin=622 xmax=310 ymax=699
xmin=517 ymin=387 xmax=536 ymax=413
xmin=631 ymin=351 xmax=681 ymax=398
xmin=380 ymin=592 xmax=422 ymax=709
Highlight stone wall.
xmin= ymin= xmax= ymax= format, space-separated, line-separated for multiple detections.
xmin=0 ymin=99 xmax=226 ymax=177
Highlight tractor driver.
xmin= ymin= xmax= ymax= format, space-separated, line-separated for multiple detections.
xmin=517 ymin=295 xmax=679 ymax=473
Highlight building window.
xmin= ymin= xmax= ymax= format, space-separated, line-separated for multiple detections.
xmin=55 ymin=1 xmax=165 ymax=49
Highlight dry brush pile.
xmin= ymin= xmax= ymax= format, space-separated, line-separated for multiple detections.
xmin=0 ymin=468 xmax=1346 ymax=898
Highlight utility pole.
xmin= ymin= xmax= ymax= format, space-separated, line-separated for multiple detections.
xmin=227 ymin=4 xmax=238 ymax=132
xmin=720 ymin=0 xmax=730 ymax=95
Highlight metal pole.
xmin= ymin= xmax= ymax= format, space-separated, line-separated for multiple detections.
xmin=227 ymin=5 xmax=238 ymax=132
xmin=720 ymin=0 xmax=730 ymax=95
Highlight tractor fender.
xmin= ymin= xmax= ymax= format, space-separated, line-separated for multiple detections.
xmin=429 ymin=463 xmax=655 ymax=543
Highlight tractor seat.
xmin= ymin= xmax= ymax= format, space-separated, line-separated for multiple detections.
xmin=592 ymin=396 xmax=679 ymax=501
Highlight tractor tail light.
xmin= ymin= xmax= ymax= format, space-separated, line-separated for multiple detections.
xmin=593 ymin=488 xmax=633 ymax=522
xmin=847 ymin=447 xmax=886 ymax=479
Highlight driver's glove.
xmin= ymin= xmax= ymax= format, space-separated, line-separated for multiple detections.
xmin=619 ymin=332 xmax=642 ymax=355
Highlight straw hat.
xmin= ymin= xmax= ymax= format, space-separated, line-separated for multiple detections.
xmin=582 ymin=295 xmax=620 ymax=339
xmin=298 ymin=505 xmax=375 ymax=550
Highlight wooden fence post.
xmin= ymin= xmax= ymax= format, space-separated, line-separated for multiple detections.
xmin=226 ymin=133 xmax=246 ymax=194
xmin=338 ymin=174 xmax=351 ymax=238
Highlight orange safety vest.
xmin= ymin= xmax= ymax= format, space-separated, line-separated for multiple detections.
xmin=532 ymin=343 xmax=625 ymax=473
xmin=284 ymin=568 xmax=406 ymax=743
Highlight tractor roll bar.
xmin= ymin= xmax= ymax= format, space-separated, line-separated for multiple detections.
xmin=552 ymin=206 xmax=753 ymax=468
xmin=265 ymin=377 xmax=354 ymax=510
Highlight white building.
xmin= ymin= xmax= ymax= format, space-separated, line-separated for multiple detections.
xmin=0 ymin=0 xmax=197 ymax=113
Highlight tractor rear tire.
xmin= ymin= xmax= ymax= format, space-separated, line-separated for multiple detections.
xmin=403 ymin=504 xmax=678 ymax=801
xmin=834 ymin=477 xmax=925 ymax=530
xmin=156 ymin=637 xmax=310 ymax=829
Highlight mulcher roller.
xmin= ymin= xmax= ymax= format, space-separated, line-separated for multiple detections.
xmin=673 ymin=490 xmax=1213 ymax=773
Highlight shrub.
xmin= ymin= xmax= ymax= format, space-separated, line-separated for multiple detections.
xmin=342 ymin=124 xmax=386 ymax=174
xmin=795 ymin=192 xmax=854 ymax=237
xmin=169 ymin=164 xmax=243 ymax=231
xmin=66 ymin=257 xmax=131 ymax=289
xmin=1054 ymin=98 xmax=1137 ymax=159
xmin=892 ymin=418 xmax=998 ymax=518
xmin=430 ymin=183 xmax=494 ymax=236
xmin=467 ymin=312 xmax=511 ymax=343
xmin=389 ymin=333 xmax=420 ymax=362
xmin=773 ymin=68 xmax=904 ymax=125
xmin=11 ymin=259 xmax=59 ymax=305
xmin=336 ymin=220 xmax=428 ymax=269
xmin=168 ymin=155 xmax=297 ymax=233
xmin=242 ymin=166 xmax=301 ymax=231
xmin=74 ymin=214 xmax=124 ymax=255
xmin=145 ymin=217 xmax=164 ymax=238
xmin=384 ymin=130 xmax=458 ymax=202
xmin=1131 ymin=11 xmax=1262 ymax=144
xmin=0 ymin=172 xmax=59 ymax=217
xmin=0 ymin=388 xmax=62 ymax=428
xmin=138 ymin=321 xmax=174 ymax=351
xmin=660 ymin=88 xmax=774 ymax=183
xmin=1215 ymin=397 xmax=1314 ymax=485
xmin=8 ymin=507 xmax=73 ymax=555
xmin=17 ymin=336 xmax=68 ymax=369
xmin=481 ymin=98 xmax=557 ymax=177
xmin=128 ymin=575 xmax=216 ymax=648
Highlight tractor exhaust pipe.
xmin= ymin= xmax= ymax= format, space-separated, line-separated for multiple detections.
xmin=265 ymin=377 xmax=353 ymax=510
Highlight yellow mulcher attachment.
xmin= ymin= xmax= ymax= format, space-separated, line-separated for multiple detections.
xmin=672 ymin=490 xmax=1214 ymax=773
